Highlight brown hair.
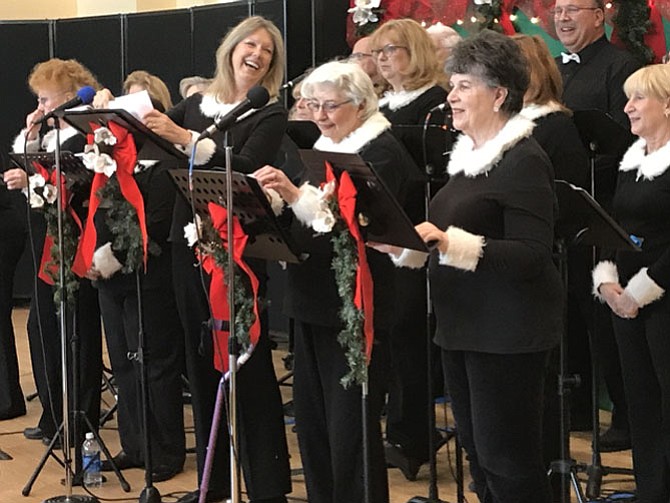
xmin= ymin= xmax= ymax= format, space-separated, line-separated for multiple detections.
xmin=123 ymin=70 xmax=173 ymax=111
xmin=208 ymin=16 xmax=285 ymax=102
xmin=512 ymin=34 xmax=569 ymax=112
xmin=369 ymin=19 xmax=442 ymax=91
xmin=28 ymin=58 xmax=100 ymax=96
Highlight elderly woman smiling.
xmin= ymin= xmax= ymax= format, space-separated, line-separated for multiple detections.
xmin=384 ymin=30 xmax=562 ymax=503
xmin=592 ymin=64 xmax=670 ymax=503
xmin=255 ymin=61 xmax=415 ymax=503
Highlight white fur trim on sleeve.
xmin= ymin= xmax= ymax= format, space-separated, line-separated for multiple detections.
xmin=12 ymin=129 xmax=39 ymax=154
xmin=176 ymin=131 xmax=216 ymax=165
xmin=624 ymin=267 xmax=665 ymax=308
xmin=592 ymin=260 xmax=619 ymax=301
xmin=289 ymin=183 xmax=326 ymax=227
xmin=391 ymin=248 xmax=429 ymax=269
xmin=93 ymin=242 xmax=123 ymax=279
xmin=266 ymin=188 xmax=285 ymax=216
xmin=438 ymin=226 xmax=485 ymax=272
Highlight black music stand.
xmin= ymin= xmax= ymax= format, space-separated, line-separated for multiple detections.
xmin=64 ymin=109 xmax=185 ymax=503
xmin=571 ymin=111 xmax=637 ymax=498
xmin=550 ymin=180 xmax=640 ymax=503
xmin=298 ymin=150 xmax=433 ymax=503
xmin=11 ymin=149 xmax=130 ymax=499
xmin=169 ymin=168 xmax=302 ymax=503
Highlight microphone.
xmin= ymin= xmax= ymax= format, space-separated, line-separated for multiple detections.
xmin=280 ymin=71 xmax=308 ymax=91
xmin=429 ymin=102 xmax=449 ymax=113
xmin=198 ymin=86 xmax=270 ymax=141
xmin=33 ymin=85 xmax=96 ymax=124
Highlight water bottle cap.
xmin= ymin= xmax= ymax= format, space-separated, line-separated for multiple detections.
xmin=85 ymin=432 xmax=94 ymax=440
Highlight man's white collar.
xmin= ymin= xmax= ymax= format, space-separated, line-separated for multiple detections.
xmin=519 ymin=101 xmax=564 ymax=121
xmin=313 ymin=112 xmax=391 ymax=154
xmin=447 ymin=114 xmax=535 ymax=177
xmin=379 ymin=84 xmax=434 ymax=111
xmin=620 ymin=137 xmax=670 ymax=181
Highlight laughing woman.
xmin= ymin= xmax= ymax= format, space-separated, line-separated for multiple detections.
xmin=592 ymin=64 xmax=670 ymax=503
xmin=380 ymin=30 xmax=563 ymax=503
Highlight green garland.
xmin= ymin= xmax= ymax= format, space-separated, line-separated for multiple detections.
xmin=328 ymin=201 xmax=367 ymax=388
xmin=43 ymin=204 xmax=80 ymax=308
xmin=200 ymin=216 xmax=256 ymax=352
xmin=96 ymin=177 xmax=160 ymax=274
xmin=612 ymin=0 xmax=654 ymax=63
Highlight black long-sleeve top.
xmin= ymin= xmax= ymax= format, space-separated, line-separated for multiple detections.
xmin=428 ymin=120 xmax=563 ymax=354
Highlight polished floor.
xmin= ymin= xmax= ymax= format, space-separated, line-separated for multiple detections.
xmin=0 ymin=307 xmax=636 ymax=502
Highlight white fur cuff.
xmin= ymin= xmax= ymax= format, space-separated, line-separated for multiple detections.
xmin=93 ymin=242 xmax=123 ymax=279
xmin=391 ymin=248 xmax=429 ymax=269
xmin=177 ymin=131 xmax=216 ymax=166
xmin=438 ymin=226 xmax=485 ymax=271
xmin=289 ymin=183 xmax=327 ymax=227
xmin=592 ymin=260 xmax=619 ymax=301
xmin=625 ymin=267 xmax=665 ymax=308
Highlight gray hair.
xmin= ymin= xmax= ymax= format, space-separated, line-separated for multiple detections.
xmin=445 ymin=30 xmax=528 ymax=115
xmin=301 ymin=61 xmax=378 ymax=122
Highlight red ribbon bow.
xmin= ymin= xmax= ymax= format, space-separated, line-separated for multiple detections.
xmin=72 ymin=121 xmax=148 ymax=277
xmin=31 ymin=162 xmax=83 ymax=285
xmin=325 ymin=162 xmax=375 ymax=362
xmin=201 ymin=202 xmax=261 ymax=373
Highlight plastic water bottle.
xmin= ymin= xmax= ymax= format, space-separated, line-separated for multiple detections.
xmin=82 ymin=432 xmax=103 ymax=488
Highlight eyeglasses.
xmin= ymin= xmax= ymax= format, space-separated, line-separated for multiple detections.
xmin=371 ymin=44 xmax=408 ymax=58
xmin=550 ymin=5 xmax=601 ymax=16
xmin=305 ymin=99 xmax=353 ymax=113
xmin=349 ymin=52 xmax=373 ymax=61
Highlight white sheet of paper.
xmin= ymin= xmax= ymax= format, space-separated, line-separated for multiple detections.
xmin=107 ymin=90 xmax=154 ymax=120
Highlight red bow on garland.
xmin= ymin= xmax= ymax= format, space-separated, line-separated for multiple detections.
xmin=201 ymin=202 xmax=261 ymax=373
xmin=325 ymin=162 xmax=375 ymax=363
xmin=72 ymin=121 xmax=148 ymax=277
xmin=31 ymin=161 xmax=83 ymax=285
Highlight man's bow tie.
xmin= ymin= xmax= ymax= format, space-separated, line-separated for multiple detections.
xmin=561 ymin=52 xmax=580 ymax=64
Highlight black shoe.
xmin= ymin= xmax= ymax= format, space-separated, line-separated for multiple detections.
xmin=24 ymin=426 xmax=44 ymax=440
xmin=385 ymin=443 xmax=421 ymax=481
xmin=176 ymin=489 xmax=226 ymax=503
xmin=151 ymin=465 xmax=182 ymax=482
xmin=599 ymin=427 xmax=632 ymax=452
xmin=101 ymin=451 xmax=142 ymax=472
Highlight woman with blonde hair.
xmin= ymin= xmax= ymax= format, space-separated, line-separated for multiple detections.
xmin=142 ymin=15 xmax=291 ymax=503
xmin=369 ymin=18 xmax=449 ymax=480
xmin=123 ymin=69 xmax=173 ymax=111
xmin=593 ymin=63 xmax=670 ymax=503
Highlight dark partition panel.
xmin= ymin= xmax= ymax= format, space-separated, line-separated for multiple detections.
xmin=54 ymin=15 xmax=123 ymax=95
xmin=191 ymin=3 xmax=252 ymax=79
xmin=283 ymin=0 xmax=315 ymax=80
xmin=125 ymin=9 xmax=192 ymax=103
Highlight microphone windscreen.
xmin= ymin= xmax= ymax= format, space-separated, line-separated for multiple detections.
xmin=247 ymin=86 xmax=270 ymax=109
xmin=76 ymin=86 xmax=97 ymax=105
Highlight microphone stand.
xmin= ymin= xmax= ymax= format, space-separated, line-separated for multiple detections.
xmin=197 ymin=132 xmax=242 ymax=503
xmin=43 ymin=116 xmax=98 ymax=503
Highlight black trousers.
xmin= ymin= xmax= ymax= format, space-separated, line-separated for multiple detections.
xmin=26 ymin=215 xmax=102 ymax=438
xmin=612 ymin=296 xmax=670 ymax=503
xmin=442 ymin=349 xmax=551 ymax=503
xmin=292 ymin=321 xmax=389 ymax=503
xmin=386 ymin=267 xmax=431 ymax=461
xmin=96 ymin=251 xmax=185 ymax=471
xmin=0 ymin=223 xmax=26 ymax=419
xmin=171 ymin=242 xmax=290 ymax=501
